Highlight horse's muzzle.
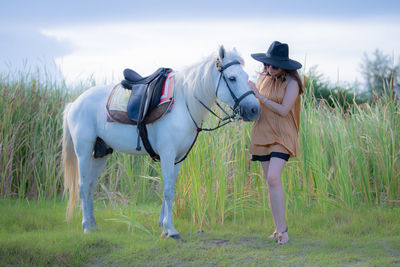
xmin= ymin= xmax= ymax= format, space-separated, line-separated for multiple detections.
xmin=239 ymin=102 xmax=260 ymax=121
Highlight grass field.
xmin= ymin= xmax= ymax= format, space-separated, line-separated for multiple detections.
xmin=0 ymin=70 xmax=399 ymax=265
xmin=0 ymin=200 xmax=399 ymax=266
xmin=1 ymin=73 xmax=399 ymax=216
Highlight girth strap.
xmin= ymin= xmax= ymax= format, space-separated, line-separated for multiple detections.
xmin=137 ymin=123 xmax=160 ymax=161
xmin=138 ymin=122 xmax=199 ymax=165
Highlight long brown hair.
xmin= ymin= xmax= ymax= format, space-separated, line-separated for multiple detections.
xmin=259 ymin=65 xmax=304 ymax=95
xmin=287 ymin=70 xmax=304 ymax=95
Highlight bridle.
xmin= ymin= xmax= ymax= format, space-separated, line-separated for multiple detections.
xmin=214 ymin=58 xmax=255 ymax=111
xmin=176 ymin=58 xmax=254 ymax=164
xmin=187 ymin=58 xmax=255 ymax=132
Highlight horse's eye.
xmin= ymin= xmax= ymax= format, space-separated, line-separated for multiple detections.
xmin=229 ymin=76 xmax=236 ymax=82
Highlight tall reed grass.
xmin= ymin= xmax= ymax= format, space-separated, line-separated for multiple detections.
xmin=0 ymin=73 xmax=67 ymax=199
xmin=0 ymin=71 xmax=398 ymax=228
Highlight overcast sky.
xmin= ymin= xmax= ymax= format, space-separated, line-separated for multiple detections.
xmin=1 ymin=0 xmax=399 ymax=87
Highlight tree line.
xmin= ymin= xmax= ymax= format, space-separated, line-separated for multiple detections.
xmin=305 ymin=49 xmax=399 ymax=110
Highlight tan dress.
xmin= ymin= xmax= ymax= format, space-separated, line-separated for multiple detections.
xmin=250 ymin=74 xmax=301 ymax=157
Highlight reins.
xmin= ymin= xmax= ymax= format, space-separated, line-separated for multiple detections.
xmin=185 ymin=99 xmax=236 ymax=132
xmin=187 ymin=58 xmax=255 ymax=132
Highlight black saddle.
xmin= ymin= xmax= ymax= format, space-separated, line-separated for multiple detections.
xmin=122 ymin=68 xmax=165 ymax=87
xmin=121 ymin=68 xmax=171 ymax=123
xmin=121 ymin=67 xmax=172 ymax=158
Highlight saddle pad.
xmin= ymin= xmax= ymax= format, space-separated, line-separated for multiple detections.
xmin=159 ymin=72 xmax=174 ymax=105
xmin=106 ymin=72 xmax=175 ymax=125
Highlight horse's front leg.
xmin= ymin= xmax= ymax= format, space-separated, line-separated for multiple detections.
xmin=159 ymin=158 xmax=183 ymax=239
xmin=158 ymin=196 xmax=166 ymax=235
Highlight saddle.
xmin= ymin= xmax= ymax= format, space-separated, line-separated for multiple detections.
xmin=105 ymin=67 xmax=173 ymax=161
xmin=122 ymin=68 xmax=172 ymax=123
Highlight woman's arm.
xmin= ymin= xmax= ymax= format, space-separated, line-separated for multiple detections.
xmin=248 ymin=78 xmax=299 ymax=117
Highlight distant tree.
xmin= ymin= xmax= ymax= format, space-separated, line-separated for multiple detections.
xmin=303 ymin=66 xmax=365 ymax=111
xmin=360 ymin=49 xmax=400 ymax=98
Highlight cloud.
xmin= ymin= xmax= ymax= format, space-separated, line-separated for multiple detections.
xmin=1 ymin=0 xmax=400 ymax=28
xmin=1 ymin=0 xmax=400 ymax=86
xmin=40 ymin=19 xmax=400 ymax=86
xmin=0 ymin=29 xmax=73 ymax=59
xmin=0 ymin=28 xmax=73 ymax=81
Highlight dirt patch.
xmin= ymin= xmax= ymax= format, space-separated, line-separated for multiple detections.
xmin=197 ymin=231 xmax=272 ymax=249
xmin=202 ymin=238 xmax=230 ymax=246
xmin=196 ymin=231 xmax=231 ymax=246
xmin=235 ymin=236 xmax=271 ymax=249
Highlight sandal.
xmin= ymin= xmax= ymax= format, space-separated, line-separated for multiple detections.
xmin=268 ymin=230 xmax=278 ymax=239
xmin=277 ymin=226 xmax=289 ymax=245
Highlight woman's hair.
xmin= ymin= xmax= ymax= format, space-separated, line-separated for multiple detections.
xmin=260 ymin=64 xmax=268 ymax=76
xmin=259 ymin=65 xmax=304 ymax=95
xmin=287 ymin=70 xmax=304 ymax=95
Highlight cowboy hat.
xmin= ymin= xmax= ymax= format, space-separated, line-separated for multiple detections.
xmin=251 ymin=41 xmax=302 ymax=70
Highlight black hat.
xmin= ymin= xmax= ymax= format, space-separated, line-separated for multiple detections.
xmin=251 ymin=41 xmax=302 ymax=70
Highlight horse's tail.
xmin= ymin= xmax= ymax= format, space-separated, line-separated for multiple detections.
xmin=62 ymin=103 xmax=79 ymax=221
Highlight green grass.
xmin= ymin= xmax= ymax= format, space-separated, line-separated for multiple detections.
xmin=0 ymin=69 xmax=399 ymax=229
xmin=0 ymin=200 xmax=399 ymax=266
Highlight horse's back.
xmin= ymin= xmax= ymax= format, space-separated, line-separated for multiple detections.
xmin=67 ymin=85 xmax=113 ymax=143
xmin=72 ymin=85 xmax=112 ymax=107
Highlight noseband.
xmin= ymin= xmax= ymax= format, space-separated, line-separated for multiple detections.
xmin=189 ymin=58 xmax=255 ymax=132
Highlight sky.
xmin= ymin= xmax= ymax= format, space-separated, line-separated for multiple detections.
xmin=1 ymin=0 xmax=400 ymax=88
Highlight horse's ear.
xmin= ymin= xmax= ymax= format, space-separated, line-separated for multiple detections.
xmin=219 ymin=45 xmax=225 ymax=60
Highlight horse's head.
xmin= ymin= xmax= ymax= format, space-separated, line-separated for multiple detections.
xmin=214 ymin=46 xmax=260 ymax=121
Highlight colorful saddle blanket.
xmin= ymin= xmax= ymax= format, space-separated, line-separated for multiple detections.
xmin=106 ymin=72 xmax=175 ymax=125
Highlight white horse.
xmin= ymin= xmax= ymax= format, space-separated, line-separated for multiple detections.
xmin=62 ymin=46 xmax=260 ymax=238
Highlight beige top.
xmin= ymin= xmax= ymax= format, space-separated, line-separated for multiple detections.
xmin=250 ymin=74 xmax=301 ymax=157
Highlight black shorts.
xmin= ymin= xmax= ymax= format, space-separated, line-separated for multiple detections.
xmin=251 ymin=152 xmax=290 ymax=162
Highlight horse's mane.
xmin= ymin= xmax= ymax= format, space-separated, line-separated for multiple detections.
xmin=179 ymin=49 xmax=244 ymax=125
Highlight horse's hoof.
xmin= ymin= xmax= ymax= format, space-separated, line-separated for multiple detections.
xmin=197 ymin=230 xmax=205 ymax=235
xmin=168 ymin=234 xmax=181 ymax=240
xmin=160 ymin=232 xmax=167 ymax=238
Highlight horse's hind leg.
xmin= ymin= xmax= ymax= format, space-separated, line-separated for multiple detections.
xmin=87 ymin=156 xmax=107 ymax=230
xmin=76 ymin=143 xmax=107 ymax=233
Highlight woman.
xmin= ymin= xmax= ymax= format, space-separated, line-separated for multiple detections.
xmin=248 ymin=41 xmax=304 ymax=244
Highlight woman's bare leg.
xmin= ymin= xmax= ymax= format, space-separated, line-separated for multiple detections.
xmin=262 ymin=158 xmax=289 ymax=244
xmin=261 ymin=161 xmax=277 ymax=238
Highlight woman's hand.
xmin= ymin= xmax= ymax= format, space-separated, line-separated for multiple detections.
xmin=248 ymin=80 xmax=260 ymax=98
